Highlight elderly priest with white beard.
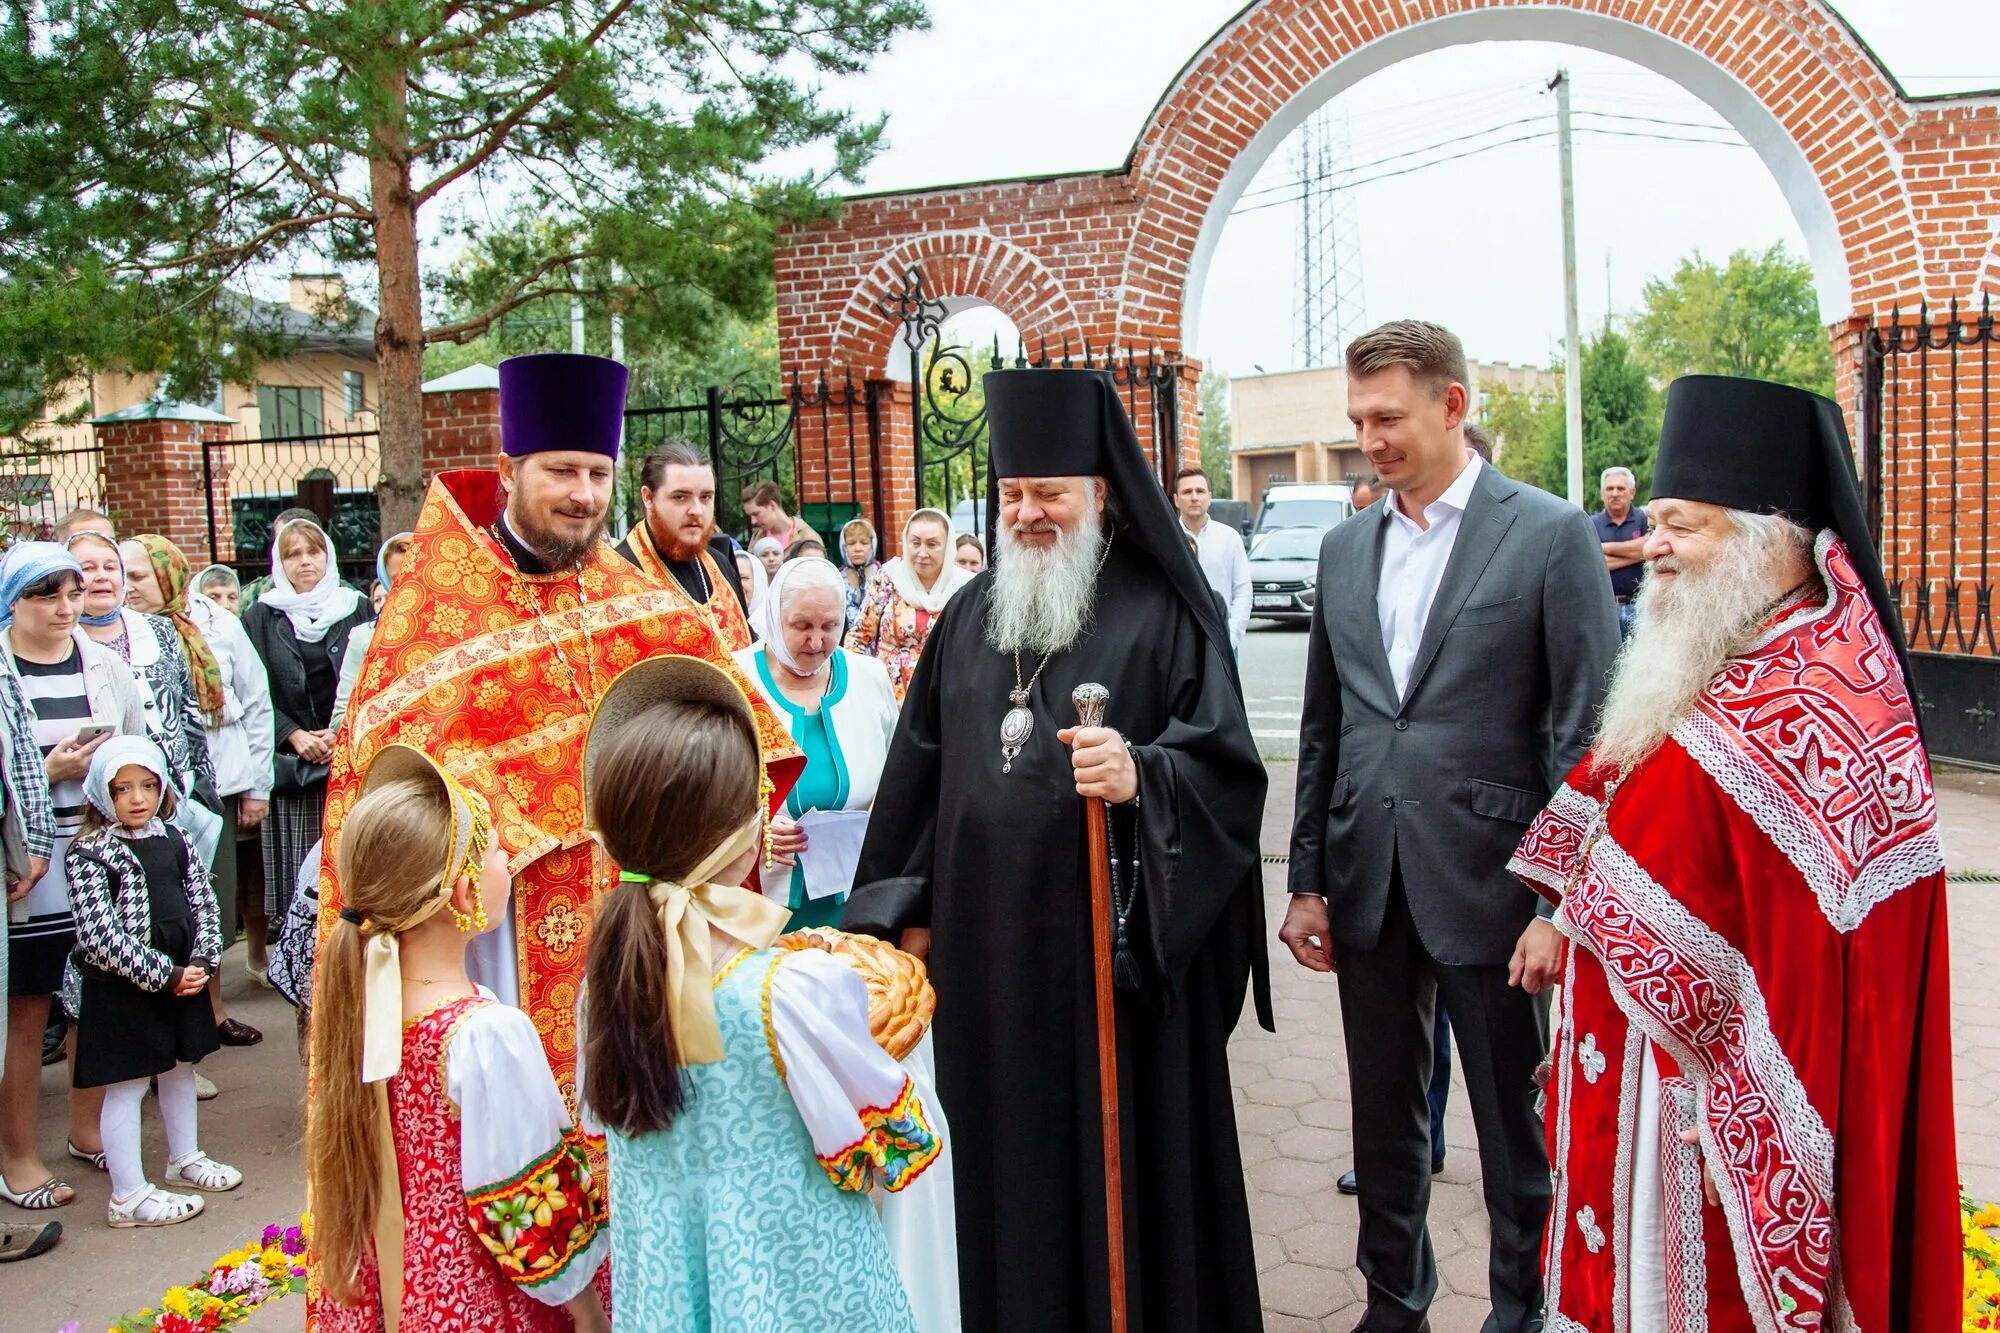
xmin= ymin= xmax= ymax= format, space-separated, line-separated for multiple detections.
xmin=1511 ymin=375 xmax=1961 ymax=1332
xmin=845 ymin=368 xmax=1270 ymax=1333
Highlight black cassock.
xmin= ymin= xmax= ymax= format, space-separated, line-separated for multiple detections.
xmin=846 ymin=536 xmax=1270 ymax=1333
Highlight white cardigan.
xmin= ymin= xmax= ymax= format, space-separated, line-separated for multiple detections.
xmin=733 ymin=645 xmax=900 ymax=904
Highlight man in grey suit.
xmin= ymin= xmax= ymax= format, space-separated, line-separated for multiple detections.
xmin=1280 ymin=320 xmax=1617 ymax=1333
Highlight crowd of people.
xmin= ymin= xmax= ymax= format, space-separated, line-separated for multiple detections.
xmin=0 ymin=327 xmax=1966 ymax=1331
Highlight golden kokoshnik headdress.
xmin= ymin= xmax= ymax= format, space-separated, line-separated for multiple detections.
xmin=584 ymin=655 xmax=791 ymax=1065
xmin=339 ymin=743 xmax=496 ymax=1086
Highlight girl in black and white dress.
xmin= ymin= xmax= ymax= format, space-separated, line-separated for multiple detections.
xmin=66 ymin=737 xmax=242 ymax=1227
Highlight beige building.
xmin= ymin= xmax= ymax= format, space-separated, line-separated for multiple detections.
xmin=1229 ymin=359 xmax=1560 ymax=507
xmin=2 ymin=274 xmax=380 ymax=542
xmin=17 ymin=273 xmax=379 ymax=478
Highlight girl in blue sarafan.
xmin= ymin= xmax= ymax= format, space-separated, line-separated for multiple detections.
xmin=576 ymin=656 xmax=939 ymax=1332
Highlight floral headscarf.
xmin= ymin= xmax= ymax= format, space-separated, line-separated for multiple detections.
xmin=132 ymin=534 xmax=227 ymax=726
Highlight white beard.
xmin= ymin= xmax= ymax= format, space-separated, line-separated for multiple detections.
xmin=985 ymin=504 xmax=1105 ymax=656
xmin=1594 ymin=521 xmax=1808 ymax=771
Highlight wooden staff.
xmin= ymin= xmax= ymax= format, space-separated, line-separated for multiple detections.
xmin=1070 ymin=681 xmax=1128 ymax=1333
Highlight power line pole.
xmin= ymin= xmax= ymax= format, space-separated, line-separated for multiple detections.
xmin=570 ymin=296 xmax=586 ymax=355
xmin=1294 ymin=105 xmax=1366 ymax=369
xmin=1550 ymin=68 xmax=1584 ymax=507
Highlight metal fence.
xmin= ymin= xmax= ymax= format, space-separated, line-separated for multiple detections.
xmin=201 ymin=427 xmax=383 ymax=585
xmin=622 ymin=375 xmax=880 ymax=542
xmin=875 ymin=264 xmax=1186 ymax=523
xmin=1864 ymin=295 xmax=2000 ymax=766
xmin=0 ymin=436 xmax=106 ymax=543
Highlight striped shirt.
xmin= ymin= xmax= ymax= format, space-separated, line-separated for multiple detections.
xmin=12 ymin=648 xmax=89 ymax=937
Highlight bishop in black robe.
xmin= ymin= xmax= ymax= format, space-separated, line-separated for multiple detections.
xmin=845 ymin=368 xmax=1271 ymax=1333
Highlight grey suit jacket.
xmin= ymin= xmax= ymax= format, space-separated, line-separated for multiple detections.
xmin=1286 ymin=463 xmax=1618 ymax=967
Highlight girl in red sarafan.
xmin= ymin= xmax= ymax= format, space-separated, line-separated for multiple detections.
xmin=306 ymin=744 xmax=608 ymax=1332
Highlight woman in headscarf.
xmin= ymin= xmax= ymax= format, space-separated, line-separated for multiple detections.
xmin=753 ymin=534 xmax=785 ymax=581
xmin=194 ymin=566 xmax=240 ymax=616
xmin=837 ymin=518 xmax=881 ymax=634
xmin=329 ymin=532 xmax=412 ymax=736
xmin=735 ymin=544 xmax=770 ymax=638
xmin=241 ymin=519 xmax=368 ymax=947
xmin=732 ymin=558 xmax=900 ymax=930
xmin=0 ymin=543 xmax=145 ymax=1211
xmin=66 ymin=533 xmax=217 ymax=809
xmin=844 ymin=508 xmax=973 ymax=701
xmin=126 ymin=536 xmax=272 ymax=1039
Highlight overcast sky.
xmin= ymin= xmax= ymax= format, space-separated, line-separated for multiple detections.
xmin=816 ymin=1 xmax=1998 ymax=376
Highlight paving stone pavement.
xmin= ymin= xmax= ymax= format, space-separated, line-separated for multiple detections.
xmin=6 ymin=764 xmax=1998 ymax=1332
xmin=1238 ymin=762 xmax=2000 ymax=1332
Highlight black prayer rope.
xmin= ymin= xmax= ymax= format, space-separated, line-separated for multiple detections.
xmin=1109 ymin=809 xmax=1141 ymax=992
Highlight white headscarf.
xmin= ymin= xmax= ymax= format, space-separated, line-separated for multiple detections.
xmin=738 ymin=544 xmax=771 ymax=627
xmin=82 ymin=735 xmax=175 ymax=837
xmin=258 ymin=518 xmax=364 ymax=643
xmin=753 ymin=557 xmax=849 ymax=675
xmin=883 ymin=508 xmax=973 ymax=613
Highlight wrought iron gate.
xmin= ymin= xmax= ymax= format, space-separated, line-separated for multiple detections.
xmin=875 ymin=265 xmax=1185 ymax=523
xmin=1865 ymin=296 xmax=2000 ymax=767
xmin=622 ymin=374 xmax=883 ymax=541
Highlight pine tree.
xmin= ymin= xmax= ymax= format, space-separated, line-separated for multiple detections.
xmin=0 ymin=0 xmax=926 ymax=529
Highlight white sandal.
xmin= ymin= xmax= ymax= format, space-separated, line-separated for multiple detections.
xmin=166 ymin=1151 xmax=242 ymax=1193
xmin=107 ymin=1184 xmax=204 ymax=1228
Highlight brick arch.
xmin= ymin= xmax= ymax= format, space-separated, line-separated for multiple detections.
xmin=824 ymin=231 xmax=1086 ymax=377
xmin=1127 ymin=0 xmax=1942 ymax=347
xmin=778 ymin=0 xmax=2000 ymax=371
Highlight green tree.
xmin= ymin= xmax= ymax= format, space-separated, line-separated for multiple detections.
xmin=1629 ymin=244 xmax=1834 ymax=395
xmin=1195 ymin=366 xmax=1232 ymax=498
xmin=0 ymin=0 xmax=926 ymax=530
xmin=1488 ymin=331 xmax=1661 ymax=502
xmin=1481 ymin=378 xmax=1561 ymax=488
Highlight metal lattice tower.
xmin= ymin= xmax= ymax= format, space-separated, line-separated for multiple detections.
xmin=1294 ymin=105 xmax=1367 ymax=368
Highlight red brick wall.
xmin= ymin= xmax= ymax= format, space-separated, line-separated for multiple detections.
xmin=99 ymin=418 xmax=219 ymax=558
xmin=421 ymin=386 xmax=502 ymax=475
xmin=774 ymin=0 xmax=2000 ymax=636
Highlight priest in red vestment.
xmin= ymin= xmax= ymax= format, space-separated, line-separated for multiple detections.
xmin=1510 ymin=375 xmax=1960 ymax=1332
xmin=321 ymin=353 xmax=798 ymax=1105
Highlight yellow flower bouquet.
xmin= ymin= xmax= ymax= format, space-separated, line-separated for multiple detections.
xmin=109 ymin=1214 xmax=310 ymax=1333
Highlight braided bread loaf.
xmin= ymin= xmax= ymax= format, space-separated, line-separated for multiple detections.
xmin=776 ymin=927 xmax=936 ymax=1061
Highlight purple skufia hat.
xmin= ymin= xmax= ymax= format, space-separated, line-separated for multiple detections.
xmin=499 ymin=353 xmax=630 ymax=459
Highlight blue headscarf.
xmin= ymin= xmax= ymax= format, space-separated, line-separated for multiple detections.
xmin=0 ymin=542 xmax=83 ymax=630
xmin=376 ymin=532 xmax=414 ymax=593
xmin=63 ymin=532 xmax=125 ymax=627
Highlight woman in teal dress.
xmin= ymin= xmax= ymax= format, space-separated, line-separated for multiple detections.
xmin=576 ymin=656 xmax=938 ymax=1332
xmin=734 ymin=558 xmax=901 ymax=929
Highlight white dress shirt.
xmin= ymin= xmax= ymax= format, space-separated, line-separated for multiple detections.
xmin=1181 ymin=515 xmax=1253 ymax=651
xmin=1377 ymin=452 xmax=1484 ymax=698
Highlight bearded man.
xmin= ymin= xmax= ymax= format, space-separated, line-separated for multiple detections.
xmin=614 ymin=440 xmax=753 ymax=649
xmin=322 ymin=353 xmax=797 ymax=1102
xmin=847 ymin=369 xmax=1270 ymax=1333
xmin=1512 ymin=375 xmax=1961 ymax=1331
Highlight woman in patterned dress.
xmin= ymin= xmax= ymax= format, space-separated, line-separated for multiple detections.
xmin=308 ymin=744 xmax=608 ymax=1332
xmin=844 ymin=508 xmax=973 ymax=701
xmin=577 ymin=656 xmax=939 ymax=1330
xmin=67 ymin=533 xmax=217 ymax=818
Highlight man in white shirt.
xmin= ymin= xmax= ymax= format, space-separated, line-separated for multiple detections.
xmin=1279 ymin=319 xmax=1618 ymax=1333
xmin=1173 ymin=466 xmax=1251 ymax=652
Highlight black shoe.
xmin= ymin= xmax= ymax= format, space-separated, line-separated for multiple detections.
xmin=39 ymin=1015 xmax=65 ymax=1066
xmin=1337 ymin=1158 xmax=1444 ymax=1196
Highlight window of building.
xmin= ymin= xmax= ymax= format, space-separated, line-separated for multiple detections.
xmin=343 ymin=370 xmax=366 ymax=417
xmin=256 ymin=384 xmax=324 ymax=438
